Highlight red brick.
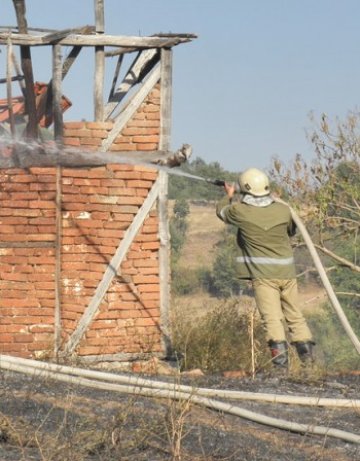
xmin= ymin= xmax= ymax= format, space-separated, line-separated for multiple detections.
xmin=10 ymin=174 xmax=35 ymax=183
xmin=29 ymin=201 xmax=55 ymax=209
xmin=132 ymin=135 xmax=159 ymax=143
xmin=64 ymin=137 xmax=81 ymax=146
xmin=64 ymin=121 xmax=86 ymax=129
xmin=14 ymin=334 xmax=34 ymax=343
xmin=140 ymin=292 xmax=160 ymax=300
xmin=146 ymin=112 xmax=160 ymax=121
xmin=109 ymin=143 xmax=137 ymax=151
xmin=135 ymin=318 xmax=159 ymax=327
xmin=64 ymin=129 xmax=92 ymax=138
xmin=138 ymin=284 xmax=159 ymax=293
xmin=141 ymin=242 xmax=160 ymax=250
xmin=0 ymin=334 xmax=14 ymax=343
xmin=80 ymin=137 xmax=102 ymax=146
xmin=86 ymin=121 xmax=113 ymax=130
xmin=135 ymin=234 xmax=159 ymax=243
xmin=27 ymin=342 xmax=52 ymax=351
xmin=37 ymin=175 xmax=57 ymax=183
xmin=0 ymin=344 xmax=27 ymax=353
xmin=136 ymin=143 xmax=158 ymax=151
xmin=30 ymin=182 xmax=56 ymax=191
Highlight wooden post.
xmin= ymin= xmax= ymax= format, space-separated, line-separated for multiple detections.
xmin=12 ymin=0 xmax=38 ymax=139
xmin=52 ymin=44 xmax=63 ymax=141
xmin=52 ymin=43 xmax=63 ymax=357
xmin=6 ymin=37 xmax=16 ymax=136
xmin=11 ymin=52 xmax=26 ymax=96
xmin=54 ymin=166 xmax=62 ymax=357
xmin=94 ymin=0 xmax=105 ymax=121
xmin=158 ymin=47 xmax=173 ymax=357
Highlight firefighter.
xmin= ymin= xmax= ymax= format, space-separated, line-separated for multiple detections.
xmin=216 ymin=167 xmax=315 ymax=369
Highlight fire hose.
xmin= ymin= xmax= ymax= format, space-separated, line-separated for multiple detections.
xmin=1 ymin=354 xmax=360 ymax=444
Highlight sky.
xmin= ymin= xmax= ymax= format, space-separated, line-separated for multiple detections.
xmin=1 ymin=0 xmax=360 ymax=172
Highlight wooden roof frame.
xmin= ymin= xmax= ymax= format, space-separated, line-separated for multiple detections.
xmin=0 ymin=0 xmax=196 ymax=151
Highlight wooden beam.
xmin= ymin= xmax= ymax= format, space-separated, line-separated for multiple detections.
xmin=63 ymin=178 xmax=161 ymax=355
xmin=0 ymin=75 xmax=24 ymax=84
xmin=54 ymin=166 xmax=62 ymax=356
xmin=12 ymin=0 xmax=38 ymax=139
xmin=61 ymin=46 xmax=83 ymax=80
xmin=158 ymin=48 xmax=173 ymax=357
xmin=94 ymin=0 xmax=105 ymax=121
xmin=0 ymin=33 xmax=195 ymax=48
xmin=108 ymin=54 xmax=123 ymax=102
xmin=11 ymin=51 xmax=26 ymax=95
xmin=6 ymin=37 xmax=16 ymax=136
xmin=101 ymin=64 xmax=160 ymax=151
xmin=105 ymin=47 xmax=138 ymax=57
xmin=41 ymin=26 xmax=95 ymax=44
xmin=104 ymin=49 xmax=159 ymax=120
xmin=52 ymin=44 xmax=63 ymax=141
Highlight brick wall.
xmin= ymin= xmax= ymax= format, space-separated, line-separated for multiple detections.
xmin=0 ymin=85 xmax=164 ymax=360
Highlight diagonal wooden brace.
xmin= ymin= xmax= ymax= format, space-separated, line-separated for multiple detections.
xmin=63 ymin=178 xmax=161 ymax=355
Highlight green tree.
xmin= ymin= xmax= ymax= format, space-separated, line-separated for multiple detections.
xmin=270 ymin=111 xmax=360 ymax=336
xmin=210 ymin=228 xmax=243 ymax=298
xmin=170 ymin=198 xmax=189 ymax=262
xmin=173 ymin=198 xmax=189 ymax=219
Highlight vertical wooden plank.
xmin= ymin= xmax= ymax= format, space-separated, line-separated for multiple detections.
xmin=11 ymin=52 xmax=26 ymax=96
xmin=12 ymin=0 xmax=38 ymax=139
xmin=108 ymin=53 xmax=123 ymax=102
xmin=54 ymin=166 xmax=62 ymax=357
xmin=6 ymin=37 xmax=16 ymax=136
xmin=52 ymin=44 xmax=63 ymax=357
xmin=52 ymin=44 xmax=63 ymax=141
xmin=158 ymin=47 xmax=173 ymax=357
xmin=94 ymin=0 xmax=105 ymax=121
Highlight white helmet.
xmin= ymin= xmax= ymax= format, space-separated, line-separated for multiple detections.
xmin=238 ymin=168 xmax=270 ymax=197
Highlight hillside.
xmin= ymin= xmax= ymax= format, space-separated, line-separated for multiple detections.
xmin=177 ymin=201 xmax=223 ymax=269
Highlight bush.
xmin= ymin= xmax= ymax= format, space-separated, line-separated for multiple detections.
xmin=171 ymin=299 xmax=269 ymax=374
xmin=210 ymin=229 xmax=243 ymax=298
xmin=171 ymin=266 xmax=212 ymax=296
xmin=308 ymin=307 xmax=360 ymax=372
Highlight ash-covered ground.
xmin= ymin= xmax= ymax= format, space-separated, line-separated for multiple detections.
xmin=0 ymin=367 xmax=359 ymax=461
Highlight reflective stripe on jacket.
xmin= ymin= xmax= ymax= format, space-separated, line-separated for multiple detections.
xmin=216 ymin=196 xmax=297 ymax=280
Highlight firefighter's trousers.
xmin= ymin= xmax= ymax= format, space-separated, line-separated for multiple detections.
xmin=252 ymin=278 xmax=313 ymax=343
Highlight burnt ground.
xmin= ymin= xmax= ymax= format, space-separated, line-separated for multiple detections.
xmin=0 ymin=367 xmax=359 ymax=461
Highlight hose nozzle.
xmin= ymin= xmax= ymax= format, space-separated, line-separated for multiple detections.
xmin=206 ymin=178 xmax=240 ymax=192
xmin=205 ymin=178 xmax=226 ymax=187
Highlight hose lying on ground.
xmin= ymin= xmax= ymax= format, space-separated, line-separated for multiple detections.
xmin=1 ymin=354 xmax=359 ymax=409
xmin=1 ymin=355 xmax=360 ymax=445
xmin=274 ymin=197 xmax=360 ymax=355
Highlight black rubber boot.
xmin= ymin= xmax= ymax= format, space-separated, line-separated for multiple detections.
xmin=294 ymin=341 xmax=315 ymax=364
xmin=268 ymin=340 xmax=288 ymax=368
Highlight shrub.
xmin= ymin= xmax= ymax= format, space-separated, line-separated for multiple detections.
xmin=171 ymin=266 xmax=212 ymax=296
xmin=171 ymin=299 xmax=269 ymax=374
xmin=308 ymin=307 xmax=360 ymax=372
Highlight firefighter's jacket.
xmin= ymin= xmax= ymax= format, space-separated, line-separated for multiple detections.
xmin=216 ymin=195 xmax=297 ymax=280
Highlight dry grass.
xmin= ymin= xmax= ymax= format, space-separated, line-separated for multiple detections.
xmin=172 ymin=202 xmax=224 ymax=270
